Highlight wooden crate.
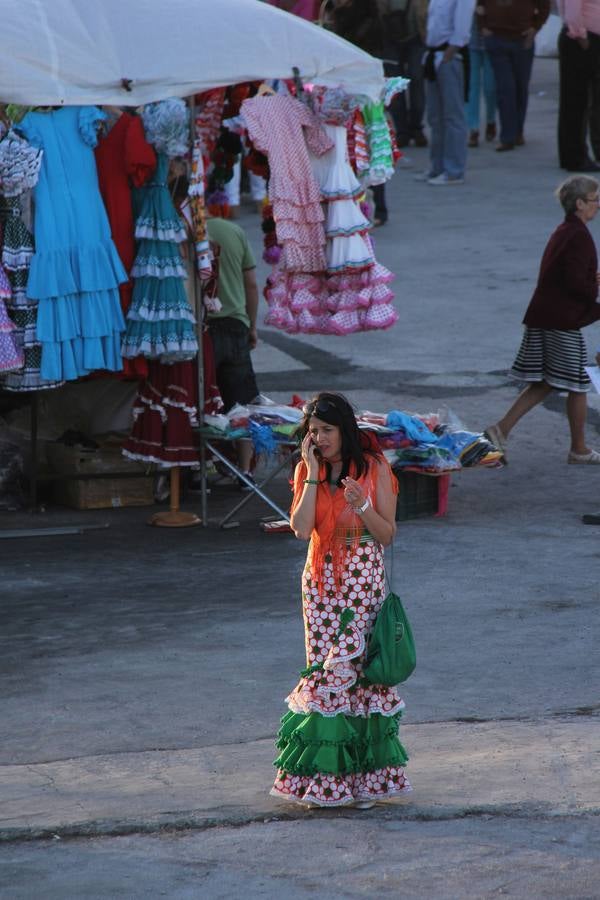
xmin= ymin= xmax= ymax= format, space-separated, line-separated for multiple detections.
xmin=52 ymin=475 xmax=154 ymax=510
xmin=46 ymin=440 xmax=146 ymax=476
xmin=46 ymin=440 xmax=154 ymax=509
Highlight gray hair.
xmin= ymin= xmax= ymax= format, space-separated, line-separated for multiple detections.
xmin=556 ymin=175 xmax=599 ymax=214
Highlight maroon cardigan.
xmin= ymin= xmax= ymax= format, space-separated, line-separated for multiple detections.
xmin=523 ymin=214 xmax=600 ymax=331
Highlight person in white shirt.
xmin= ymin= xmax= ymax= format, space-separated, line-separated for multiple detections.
xmin=415 ymin=0 xmax=476 ymax=185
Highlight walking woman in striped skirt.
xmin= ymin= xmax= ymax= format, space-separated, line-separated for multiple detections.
xmin=486 ymin=176 xmax=600 ymax=464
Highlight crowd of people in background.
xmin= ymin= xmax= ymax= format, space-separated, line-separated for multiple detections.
xmin=267 ymin=1 xmax=600 ymax=196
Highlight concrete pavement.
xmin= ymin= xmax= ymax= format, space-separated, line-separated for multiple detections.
xmin=1 ymin=718 xmax=599 ymax=841
xmin=1 ymin=58 xmax=600 ymax=898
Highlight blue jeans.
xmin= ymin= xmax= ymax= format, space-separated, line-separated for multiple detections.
xmin=466 ymin=47 xmax=497 ymax=132
xmin=426 ymin=57 xmax=468 ymax=179
xmin=484 ymin=34 xmax=534 ymax=145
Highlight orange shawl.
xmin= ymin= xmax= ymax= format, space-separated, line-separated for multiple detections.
xmin=291 ymin=454 xmax=398 ymax=590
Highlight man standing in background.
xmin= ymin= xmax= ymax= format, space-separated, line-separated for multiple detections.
xmin=206 ymin=215 xmax=261 ymax=484
xmin=379 ymin=0 xmax=428 ymax=148
xmin=416 ymin=0 xmax=475 ymax=185
xmin=557 ymin=0 xmax=600 ymax=172
xmin=477 ymin=0 xmax=550 ymax=152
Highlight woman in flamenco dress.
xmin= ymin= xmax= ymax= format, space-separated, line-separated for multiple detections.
xmin=271 ymin=392 xmax=411 ymax=808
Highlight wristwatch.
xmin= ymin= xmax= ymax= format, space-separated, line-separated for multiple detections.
xmin=354 ymin=497 xmax=371 ymax=515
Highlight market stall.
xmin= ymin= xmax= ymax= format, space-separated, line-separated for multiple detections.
xmin=1 ymin=0 xmax=398 ymax=527
xmin=0 ymin=0 xmax=503 ymax=533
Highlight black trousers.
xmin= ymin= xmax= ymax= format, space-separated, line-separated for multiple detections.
xmin=208 ymin=317 xmax=259 ymax=413
xmin=558 ymin=27 xmax=600 ymax=169
xmin=382 ymin=35 xmax=426 ymax=140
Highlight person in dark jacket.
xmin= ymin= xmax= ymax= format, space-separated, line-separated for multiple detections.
xmin=485 ymin=175 xmax=600 ymax=465
xmin=325 ymin=0 xmax=385 ymax=56
xmin=477 ymin=0 xmax=550 ymax=151
xmin=325 ymin=0 xmax=391 ymax=224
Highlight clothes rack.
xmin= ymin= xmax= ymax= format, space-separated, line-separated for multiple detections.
xmin=148 ymin=465 xmax=201 ymax=527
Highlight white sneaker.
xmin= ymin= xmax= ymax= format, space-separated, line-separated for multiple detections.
xmin=413 ymin=170 xmax=436 ymax=182
xmin=427 ymin=173 xmax=465 ymax=186
xmin=567 ymin=448 xmax=600 ymax=464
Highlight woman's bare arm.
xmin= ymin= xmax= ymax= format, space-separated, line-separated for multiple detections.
xmin=343 ymin=459 xmax=397 ymax=546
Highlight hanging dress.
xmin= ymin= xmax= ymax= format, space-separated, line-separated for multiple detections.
xmin=0 ymin=129 xmax=63 ymax=390
xmin=121 ymin=359 xmax=199 ymax=467
xmin=122 ymin=153 xmax=198 ymax=362
xmin=95 ymin=112 xmax=156 ymax=377
xmin=272 ymin=456 xmax=411 ymax=807
xmin=242 ymin=94 xmax=333 ymax=273
xmin=262 ymin=113 xmax=397 ymax=336
xmin=19 ymin=107 xmax=127 ymax=382
xmin=0 ymin=263 xmax=22 ymax=372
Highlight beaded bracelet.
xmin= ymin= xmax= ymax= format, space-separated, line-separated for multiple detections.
xmin=303 ymin=479 xmax=322 ymax=485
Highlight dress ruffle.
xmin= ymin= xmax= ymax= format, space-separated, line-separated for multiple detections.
xmin=271 ymin=764 xmax=411 ymax=807
xmin=310 ymin=123 xmax=363 ymax=200
xmin=287 ymin=668 xmax=405 ymax=719
xmin=36 ymin=288 xmax=125 ymax=381
xmin=0 ymin=130 xmax=43 ymax=196
xmin=126 ymin=277 xmax=196 ymax=323
xmin=0 ymin=299 xmax=23 ymax=372
xmin=274 ymin=711 xmax=408 ymax=778
xmin=26 ymin=241 xmax=127 ymax=299
xmin=130 ymin=239 xmax=188 ymax=279
xmin=264 ymin=262 xmax=397 ymax=335
xmin=122 ymin=359 xmax=198 ymax=467
xmin=121 ymin=318 xmax=198 ymax=361
xmin=135 ymin=219 xmax=187 ymax=243
xmin=327 ymin=233 xmax=374 ymax=273
xmin=41 ymin=330 xmax=123 ymax=382
xmin=326 ymin=199 xmax=370 ymax=238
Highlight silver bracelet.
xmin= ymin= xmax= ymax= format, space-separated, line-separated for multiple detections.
xmin=354 ymin=497 xmax=371 ymax=515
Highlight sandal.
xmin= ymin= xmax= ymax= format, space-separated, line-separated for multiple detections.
xmin=484 ymin=424 xmax=508 ymax=460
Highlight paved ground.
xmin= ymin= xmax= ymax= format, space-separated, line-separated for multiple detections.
xmin=1 ymin=58 xmax=600 ymax=899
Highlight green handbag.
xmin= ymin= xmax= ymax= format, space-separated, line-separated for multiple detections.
xmin=363 ymin=590 xmax=416 ymax=686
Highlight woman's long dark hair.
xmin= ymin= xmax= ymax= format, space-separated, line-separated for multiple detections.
xmin=299 ymin=391 xmax=379 ymax=485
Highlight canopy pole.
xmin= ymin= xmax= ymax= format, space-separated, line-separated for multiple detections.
xmin=188 ymin=94 xmax=208 ymax=526
xmin=29 ymin=391 xmax=39 ymax=510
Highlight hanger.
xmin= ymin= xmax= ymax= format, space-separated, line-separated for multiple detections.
xmin=292 ymin=66 xmax=313 ymax=110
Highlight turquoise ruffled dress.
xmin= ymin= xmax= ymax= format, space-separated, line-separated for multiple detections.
xmin=122 ymin=153 xmax=198 ymax=361
xmin=19 ymin=107 xmax=127 ymax=382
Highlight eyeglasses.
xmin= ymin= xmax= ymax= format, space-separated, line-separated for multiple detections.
xmin=584 ymin=196 xmax=600 ymax=204
xmin=303 ymin=398 xmax=337 ymax=417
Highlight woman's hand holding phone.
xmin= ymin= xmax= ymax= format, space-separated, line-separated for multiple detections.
xmin=301 ymin=433 xmax=321 ymax=478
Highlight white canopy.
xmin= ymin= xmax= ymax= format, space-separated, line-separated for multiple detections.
xmin=0 ymin=0 xmax=384 ymax=105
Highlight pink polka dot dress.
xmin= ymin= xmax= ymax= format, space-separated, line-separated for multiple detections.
xmin=271 ymin=458 xmax=411 ymax=808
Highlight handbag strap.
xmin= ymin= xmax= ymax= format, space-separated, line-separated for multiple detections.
xmin=384 ymin=537 xmax=395 ymax=595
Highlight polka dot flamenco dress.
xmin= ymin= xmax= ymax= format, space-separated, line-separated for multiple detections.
xmin=271 ymin=460 xmax=411 ymax=808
